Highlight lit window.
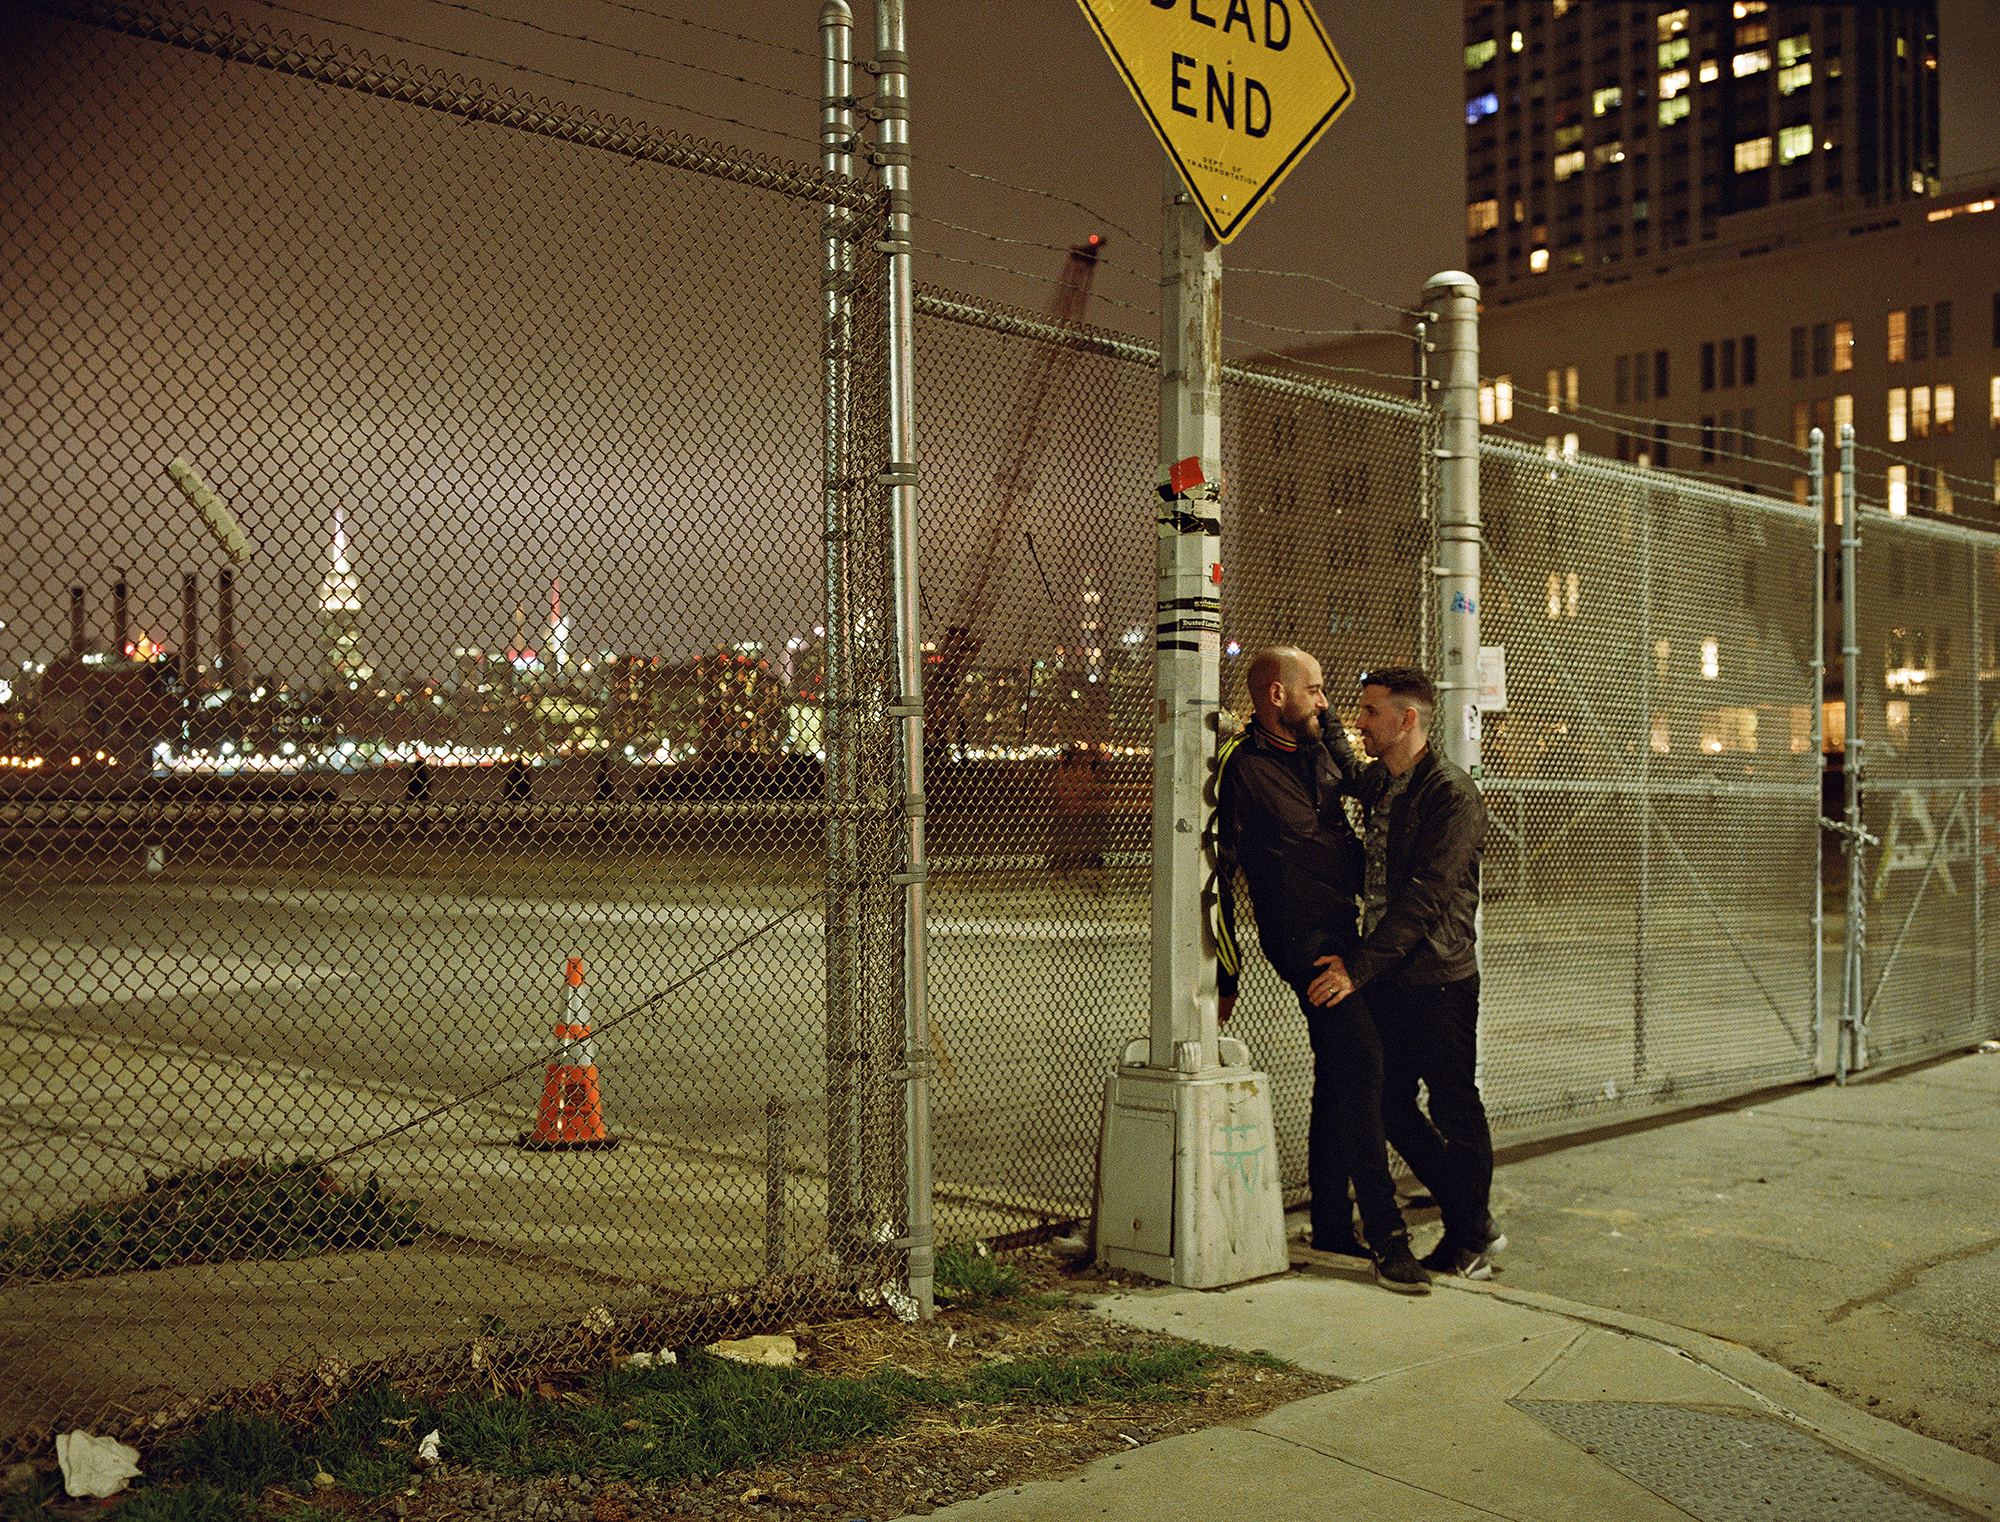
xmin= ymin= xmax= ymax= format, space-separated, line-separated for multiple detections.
xmin=1777 ymin=61 xmax=1811 ymax=94
xmin=1593 ymin=85 xmax=1623 ymax=115
xmin=1510 ymin=30 xmax=1524 ymax=52
xmin=1887 ymin=310 xmax=1907 ymax=363
xmin=1936 ymin=469 xmax=1953 ymax=515
xmin=1553 ymin=123 xmax=1584 ymax=149
xmin=1736 ymin=22 xmax=1769 ymax=47
xmin=1778 ymin=124 xmax=1813 ymax=163
xmin=1495 ymin=375 xmax=1514 ymax=421
xmin=1633 ymin=198 xmax=1650 ymax=224
xmin=1659 ymin=67 xmax=1691 ymax=98
xmin=1700 ymin=58 xmax=1720 ymax=82
xmin=1547 ymin=572 xmax=1563 ymax=619
xmin=1467 ymin=197 xmax=1501 ymax=236
xmin=1911 ymin=385 xmax=1930 ymax=437
xmin=1791 ymin=400 xmax=1809 ymax=449
xmin=1991 ymin=375 xmax=2000 ymax=425
xmin=1592 ymin=140 xmax=1625 ymax=168
xmin=1529 ymin=247 xmax=1550 ymax=273
xmin=1833 ymin=394 xmax=1853 ymax=433
xmin=1732 ymin=0 xmax=1767 ymax=15
xmin=1553 ymin=149 xmax=1585 ymax=180
xmin=1657 ymin=9 xmax=1689 ymax=40
xmin=1466 ymin=38 xmax=1498 ymax=70
xmin=1887 ymin=464 xmax=1908 ymax=516
xmin=1566 ymin=366 xmax=1579 ymax=409
xmin=1733 ymin=136 xmax=1773 ymax=172
xmin=1547 ymin=368 xmax=1562 ymax=412
xmin=1887 ymin=388 xmax=1907 ymax=443
xmin=1480 ymin=382 xmax=1496 ymax=425
xmin=1659 ymin=37 xmax=1690 ymax=69
xmin=1467 ymin=92 xmax=1500 ymax=124
xmin=1833 ymin=320 xmax=1853 ymax=371
xmin=1563 ymin=433 xmax=1579 ymax=459
xmin=1777 ymin=33 xmax=1811 ymax=66
xmin=1701 ymin=639 xmax=1720 ymax=680
xmin=1733 ymin=49 xmax=1771 ymax=76
xmin=1659 ymin=95 xmax=1691 ymax=126
xmin=1934 ymin=384 xmax=1954 ymax=435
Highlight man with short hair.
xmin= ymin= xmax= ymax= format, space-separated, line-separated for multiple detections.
xmin=1309 ymin=667 xmax=1501 ymax=1280
xmin=1212 ymin=646 xmax=1430 ymax=1294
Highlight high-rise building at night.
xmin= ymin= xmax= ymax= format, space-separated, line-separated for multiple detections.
xmin=1464 ymin=1 xmax=1963 ymax=299
xmin=318 ymin=505 xmax=366 ymax=687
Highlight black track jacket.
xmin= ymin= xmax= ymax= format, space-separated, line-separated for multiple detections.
xmin=1211 ymin=720 xmax=1366 ymax=997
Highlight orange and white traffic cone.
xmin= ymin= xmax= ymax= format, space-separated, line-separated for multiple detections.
xmin=516 ymin=958 xmax=618 ymax=1151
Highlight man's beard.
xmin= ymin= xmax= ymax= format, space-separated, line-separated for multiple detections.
xmin=1284 ymin=708 xmax=1321 ymax=742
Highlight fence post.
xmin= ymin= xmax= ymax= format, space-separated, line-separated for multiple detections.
xmin=872 ymin=0 xmax=934 ymax=1319
xmin=819 ymin=0 xmax=867 ymax=1262
xmin=1838 ymin=423 xmax=1867 ymax=1082
xmin=1809 ymin=427 xmax=1826 ymax=1072
xmin=1422 ymin=273 xmax=1482 ymax=777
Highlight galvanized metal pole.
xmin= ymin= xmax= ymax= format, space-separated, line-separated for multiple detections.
xmin=1634 ymin=473 xmax=1652 ymax=1082
xmin=1423 ymin=273 xmax=1482 ymax=777
xmin=1838 ymin=423 xmax=1865 ymax=1083
xmin=872 ymin=0 xmax=933 ymax=1318
xmin=819 ymin=0 xmax=865 ymax=1257
xmin=1150 ymin=158 xmax=1222 ymax=1073
xmin=1808 ymin=427 xmax=1826 ymax=1072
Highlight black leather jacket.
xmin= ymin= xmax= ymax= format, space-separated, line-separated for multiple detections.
xmin=1346 ymin=746 xmax=1485 ymax=989
xmin=1211 ymin=720 xmax=1366 ymax=995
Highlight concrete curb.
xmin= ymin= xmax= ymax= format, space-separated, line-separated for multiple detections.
xmin=1435 ymin=1275 xmax=2000 ymax=1520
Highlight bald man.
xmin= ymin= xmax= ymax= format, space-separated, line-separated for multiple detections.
xmin=1211 ymin=646 xmax=1429 ymax=1293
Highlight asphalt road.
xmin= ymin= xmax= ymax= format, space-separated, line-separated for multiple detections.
xmin=5 ymin=863 xmax=1835 ymax=1210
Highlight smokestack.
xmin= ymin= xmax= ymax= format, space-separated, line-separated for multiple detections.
xmin=182 ymin=573 xmax=199 ymax=686
xmin=69 ymin=585 xmax=85 ymax=660
xmin=113 ymin=573 xmax=130 ymax=660
xmin=217 ymin=568 xmax=236 ymax=692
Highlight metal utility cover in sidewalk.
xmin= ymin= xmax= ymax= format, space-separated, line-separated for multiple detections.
xmin=1076 ymin=0 xmax=1354 ymax=243
xmin=1510 ymin=1401 xmax=1964 ymax=1522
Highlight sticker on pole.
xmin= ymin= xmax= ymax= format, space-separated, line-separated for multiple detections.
xmin=1077 ymin=0 xmax=1354 ymax=243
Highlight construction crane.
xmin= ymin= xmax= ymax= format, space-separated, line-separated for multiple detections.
xmin=930 ymin=235 xmax=1105 ymax=754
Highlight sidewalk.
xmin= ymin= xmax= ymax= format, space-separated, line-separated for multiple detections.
xmin=932 ymin=1248 xmax=1999 ymax=1521
xmin=4 ymin=1019 xmax=1997 ymax=1519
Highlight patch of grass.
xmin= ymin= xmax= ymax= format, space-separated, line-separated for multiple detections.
xmin=141 ymin=1339 xmax=1227 ymax=1511
xmin=0 ymin=1470 xmax=65 ymax=1522
xmin=1235 ymin=1348 xmax=1295 ymax=1372
xmin=0 ymin=1161 xmax=421 ymax=1283
xmin=934 ymin=1241 xmax=1028 ymax=1309
xmin=963 ymin=1346 xmax=1216 ymax=1406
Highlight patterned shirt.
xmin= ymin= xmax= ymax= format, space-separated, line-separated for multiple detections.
xmin=1362 ymin=768 xmax=1412 ymax=935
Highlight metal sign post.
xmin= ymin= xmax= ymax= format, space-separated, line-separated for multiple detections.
xmin=1080 ymin=0 xmax=1356 ymax=1293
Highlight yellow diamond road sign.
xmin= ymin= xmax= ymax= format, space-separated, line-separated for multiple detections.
xmin=1078 ymin=0 xmax=1354 ymax=243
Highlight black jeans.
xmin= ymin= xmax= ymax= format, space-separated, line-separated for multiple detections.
xmin=1368 ymin=974 xmax=1493 ymax=1248
xmin=1295 ymin=981 xmax=1405 ymax=1250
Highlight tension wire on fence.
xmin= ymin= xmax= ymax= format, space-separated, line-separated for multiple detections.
xmin=581 ymin=0 xmax=817 ymax=62
xmin=1223 ymin=263 xmax=1426 ymax=322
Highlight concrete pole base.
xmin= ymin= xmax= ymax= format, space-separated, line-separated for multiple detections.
xmin=1094 ymin=1036 xmax=1290 ymax=1289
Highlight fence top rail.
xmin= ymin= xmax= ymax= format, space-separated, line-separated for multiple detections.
xmin=37 ymin=0 xmax=883 ymax=212
xmin=913 ymin=286 xmax=1432 ymax=425
xmin=1479 ymin=437 xmax=1819 ymax=526
xmin=1855 ymin=504 xmax=2000 ymax=549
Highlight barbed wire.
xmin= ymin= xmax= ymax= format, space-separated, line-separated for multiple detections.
xmin=414 ymin=0 xmax=818 ymax=101
xmin=1223 ymin=263 xmax=1427 ymax=322
xmin=254 ymin=0 xmax=819 ymax=151
xmin=581 ymin=0 xmax=816 ymax=62
xmin=911 ymin=156 xmax=1156 ymax=253
xmin=913 ymin=248 xmax=1162 ymax=324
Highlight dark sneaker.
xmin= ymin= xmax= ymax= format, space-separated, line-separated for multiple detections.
xmin=1420 ymin=1241 xmax=1496 ymax=1280
xmin=1371 ymin=1234 xmax=1432 ymax=1295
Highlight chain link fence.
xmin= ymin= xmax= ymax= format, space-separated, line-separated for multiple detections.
xmin=1849 ymin=506 xmax=1998 ymax=1066
xmin=2 ymin=4 xmax=905 ymax=1436
xmin=1476 ymin=443 xmax=1825 ymax=1130
xmin=6 ymin=0 xmax=1998 ymax=1451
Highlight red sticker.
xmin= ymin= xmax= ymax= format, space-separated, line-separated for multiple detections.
xmin=1168 ymin=456 xmax=1205 ymax=496
xmin=1210 ymin=562 xmax=1223 ymax=584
